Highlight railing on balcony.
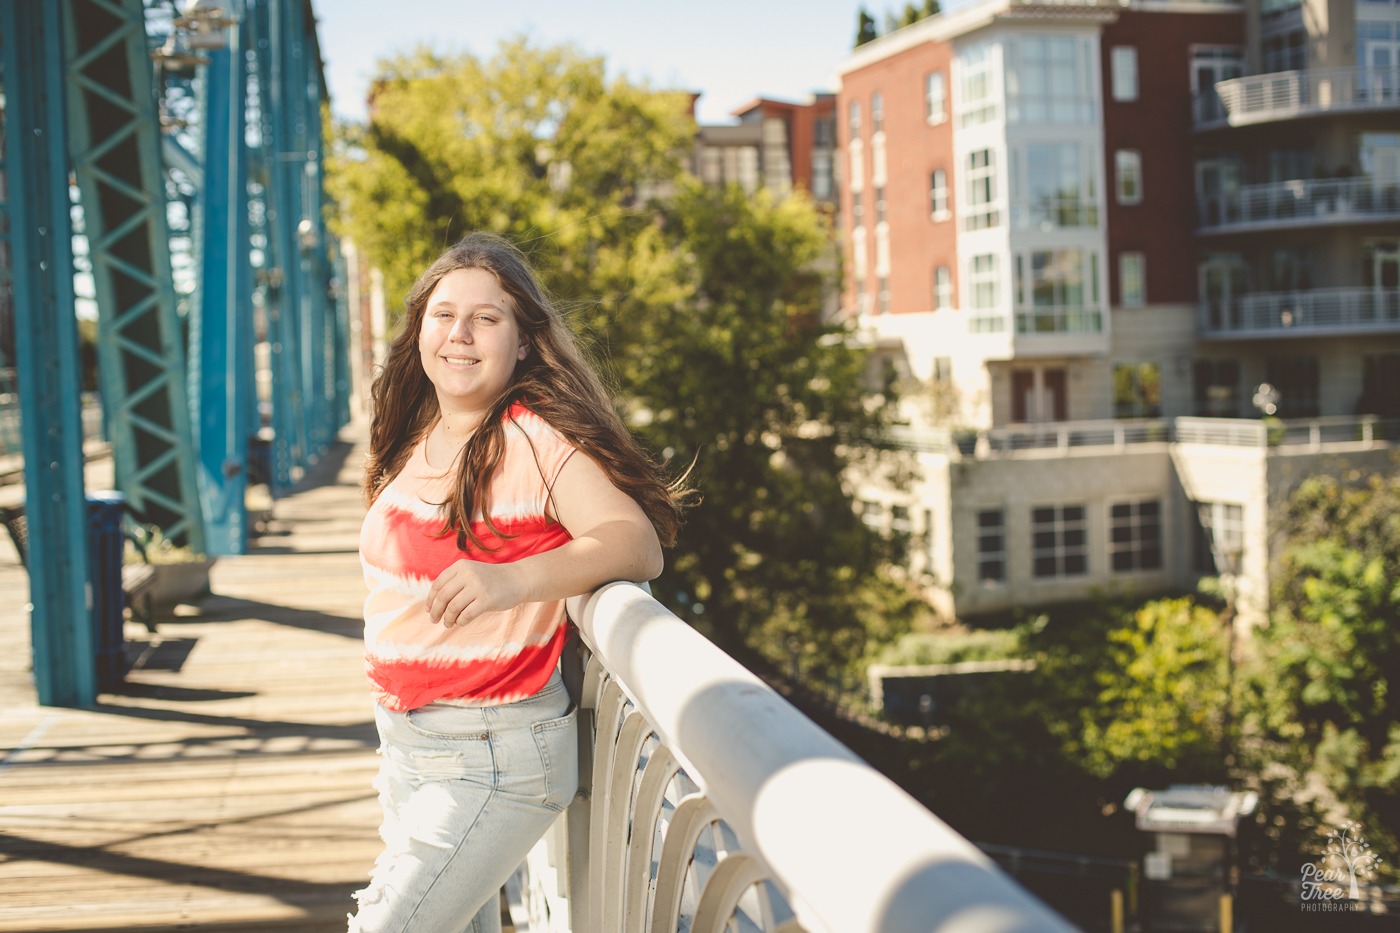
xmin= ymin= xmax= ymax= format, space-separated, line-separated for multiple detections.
xmin=1200 ymin=287 xmax=1400 ymax=336
xmin=1194 ymin=66 xmax=1400 ymax=128
xmin=1176 ymin=415 xmax=1400 ymax=448
xmin=508 ymin=582 xmax=1076 ymax=932
xmin=1197 ymin=176 xmax=1400 ymax=232
xmin=1013 ymin=306 xmax=1104 ymax=335
xmin=889 ymin=420 xmax=1171 ymax=458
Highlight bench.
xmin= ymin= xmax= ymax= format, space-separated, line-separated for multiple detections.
xmin=0 ymin=501 xmax=158 ymax=632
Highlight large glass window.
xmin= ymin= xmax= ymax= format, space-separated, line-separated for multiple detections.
xmin=969 ymin=253 xmax=999 ymax=309
xmin=977 ymin=509 xmax=1006 ymax=582
xmin=1017 ymin=142 xmax=1096 ymax=228
xmin=1015 ymin=248 xmax=1102 ymax=333
xmin=965 ymin=148 xmax=999 ymax=230
xmin=1010 ymin=35 xmax=1094 ymax=124
xmin=1192 ymin=358 xmax=1240 ymax=417
xmin=1120 ymin=252 xmax=1145 ymax=308
xmin=926 ymin=70 xmax=947 ymax=123
xmin=958 ymin=42 xmax=997 ymax=127
xmin=1111 ymin=46 xmax=1139 ymax=101
xmin=1032 ymin=505 xmax=1088 ymax=578
xmin=1113 ymin=362 xmax=1162 ymax=418
xmin=1109 ymin=500 xmax=1162 ymax=573
xmin=1265 ymin=355 xmax=1320 ymax=417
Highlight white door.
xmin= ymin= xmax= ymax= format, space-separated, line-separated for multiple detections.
xmin=1200 ymin=255 xmax=1249 ymax=330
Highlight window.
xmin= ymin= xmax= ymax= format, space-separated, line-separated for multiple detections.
xmin=1111 ymin=46 xmax=1139 ymax=101
xmin=891 ymin=504 xmax=912 ymax=534
xmin=878 ymin=275 xmax=890 ymax=314
xmin=859 ymin=500 xmax=883 ymax=530
xmin=1116 ymin=150 xmax=1142 ymax=204
xmin=1018 ymin=142 xmax=1096 ymax=228
xmin=1119 ymin=252 xmax=1145 ymax=308
xmin=922 ymin=508 xmax=936 ymax=577
xmin=848 ymin=100 xmax=861 ymax=135
xmin=957 ymin=42 xmax=996 ymax=127
xmin=977 ymin=509 xmax=1005 ymax=582
xmin=1265 ymin=355 xmax=1320 ymax=417
xmin=933 ymin=356 xmax=953 ymax=383
xmin=969 ymin=254 xmax=999 ymax=309
xmin=1016 ymin=248 xmax=1102 ymax=334
xmin=1032 ymin=505 xmax=1088 ymax=578
xmin=1009 ymin=35 xmax=1094 ymax=124
xmin=1192 ymin=359 xmax=1240 ymax=417
xmin=965 ymin=148 xmax=999 ymax=230
xmin=872 ymin=91 xmax=884 ymax=134
xmin=812 ymin=150 xmax=833 ymax=200
xmin=925 ymin=71 xmax=947 ymax=123
xmin=875 ymin=186 xmax=887 ymax=225
xmin=1193 ymin=501 xmax=1243 ymax=574
xmin=930 ymin=169 xmax=949 ymax=219
xmin=934 ymin=266 xmax=953 ymax=309
xmin=1361 ymin=353 xmax=1400 ymax=416
xmin=814 ymin=116 xmax=836 ymax=148
xmin=1113 ymin=362 xmax=1162 ymax=418
xmin=852 ymin=189 xmax=865 ymax=227
xmin=848 ymin=139 xmax=865 ymax=193
xmin=852 ymin=226 xmax=868 ymax=281
xmin=1109 ymin=500 xmax=1162 ymax=573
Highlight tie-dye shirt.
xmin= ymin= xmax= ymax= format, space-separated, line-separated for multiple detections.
xmin=358 ymin=404 xmax=576 ymax=711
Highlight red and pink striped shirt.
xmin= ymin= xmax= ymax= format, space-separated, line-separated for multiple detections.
xmin=358 ymin=404 xmax=576 ymax=711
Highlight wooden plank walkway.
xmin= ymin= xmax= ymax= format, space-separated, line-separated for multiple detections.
xmin=0 ymin=426 xmax=383 ymax=932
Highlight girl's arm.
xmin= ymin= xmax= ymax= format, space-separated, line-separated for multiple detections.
xmin=425 ymin=451 xmax=663 ymax=628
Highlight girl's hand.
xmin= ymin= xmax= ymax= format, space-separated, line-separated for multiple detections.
xmin=426 ymin=559 xmax=529 ymax=628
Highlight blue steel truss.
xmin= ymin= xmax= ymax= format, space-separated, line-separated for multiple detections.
xmin=0 ymin=0 xmax=99 ymax=707
xmin=61 ymin=0 xmax=205 ymax=551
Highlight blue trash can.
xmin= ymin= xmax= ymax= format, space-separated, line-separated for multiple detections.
xmin=86 ymin=492 xmax=128 ymax=691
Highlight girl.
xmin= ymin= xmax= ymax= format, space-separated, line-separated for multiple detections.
xmin=351 ymin=232 xmax=687 ymax=932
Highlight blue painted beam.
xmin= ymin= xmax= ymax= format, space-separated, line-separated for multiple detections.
xmin=0 ymin=0 xmax=98 ymax=707
xmin=191 ymin=7 xmax=254 ymax=555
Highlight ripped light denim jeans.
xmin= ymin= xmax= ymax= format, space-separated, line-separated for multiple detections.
xmin=348 ymin=670 xmax=579 ymax=933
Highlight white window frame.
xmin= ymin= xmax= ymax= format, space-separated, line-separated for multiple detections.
xmin=1116 ymin=149 xmax=1143 ymax=205
xmin=872 ymin=91 xmax=885 ymax=134
xmin=965 ymin=148 xmax=999 ymax=230
xmin=1111 ymin=46 xmax=1139 ymax=102
xmin=968 ymin=253 xmax=999 ymax=310
xmin=1120 ymin=251 xmax=1145 ymax=308
xmin=930 ymin=168 xmax=949 ymax=220
xmin=925 ymin=70 xmax=947 ymax=124
xmin=934 ymin=266 xmax=953 ymax=310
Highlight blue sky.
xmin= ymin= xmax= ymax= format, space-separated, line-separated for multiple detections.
xmin=315 ymin=0 xmax=870 ymax=124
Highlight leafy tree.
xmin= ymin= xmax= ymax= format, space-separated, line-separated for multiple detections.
xmin=1238 ymin=469 xmax=1400 ymax=879
xmin=607 ymin=179 xmax=910 ymax=682
xmin=854 ymin=7 xmax=878 ymax=46
xmin=328 ymin=40 xmax=912 ymax=690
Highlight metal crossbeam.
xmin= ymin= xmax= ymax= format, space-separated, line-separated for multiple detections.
xmin=62 ymin=0 xmax=204 ymax=551
xmin=0 ymin=0 xmax=98 ymax=707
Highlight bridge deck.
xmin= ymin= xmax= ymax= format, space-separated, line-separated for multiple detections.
xmin=0 ymin=426 xmax=382 ymax=933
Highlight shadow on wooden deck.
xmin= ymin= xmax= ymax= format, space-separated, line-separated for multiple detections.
xmin=0 ymin=422 xmax=383 ymax=933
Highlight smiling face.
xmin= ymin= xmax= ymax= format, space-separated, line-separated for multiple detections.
xmin=418 ymin=267 xmax=529 ymax=423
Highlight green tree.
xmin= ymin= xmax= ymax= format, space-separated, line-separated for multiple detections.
xmin=328 ymin=40 xmax=913 ymax=690
xmin=605 ymin=179 xmax=910 ymax=682
xmin=1239 ymin=469 xmax=1400 ymax=878
xmin=854 ymin=7 xmax=878 ymax=46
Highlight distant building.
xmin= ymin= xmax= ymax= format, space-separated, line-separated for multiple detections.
xmin=836 ymin=0 xmax=1400 ymax=621
xmin=692 ymin=94 xmax=839 ymax=206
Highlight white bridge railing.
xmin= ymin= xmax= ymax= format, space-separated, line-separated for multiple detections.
xmin=508 ymin=582 xmax=1075 ymax=932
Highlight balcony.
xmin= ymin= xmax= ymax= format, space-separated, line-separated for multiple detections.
xmin=1194 ymin=67 xmax=1400 ymax=129
xmin=1197 ymin=177 xmax=1400 ymax=234
xmin=509 ymin=583 xmax=1074 ymax=932
xmin=967 ymin=307 xmax=1109 ymax=359
xmin=1199 ymin=287 xmax=1400 ymax=338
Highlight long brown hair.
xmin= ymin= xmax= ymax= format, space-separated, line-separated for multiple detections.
xmin=364 ymin=232 xmax=690 ymax=548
